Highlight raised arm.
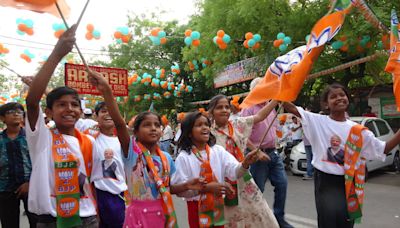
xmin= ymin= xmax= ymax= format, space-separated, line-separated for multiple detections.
xmin=25 ymin=25 xmax=77 ymax=130
xmin=283 ymin=102 xmax=301 ymax=118
xmin=87 ymin=70 xmax=130 ymax=156
xmin=253 ymin=100 xmax=278 ymax=124
xmin=384 ymin=129 xmax=400 ymax=154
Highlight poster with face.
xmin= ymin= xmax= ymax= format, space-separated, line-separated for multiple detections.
xmin=324 ymin=135 xmax=345 ymax=165
xmin=102 ymin=149 xmax=117 ymax=179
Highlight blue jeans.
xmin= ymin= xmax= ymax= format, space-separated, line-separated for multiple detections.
xmin=305 ymin=145 xmax=314 ymax=177
xmin=250 ymin=150 xmax=288 ymax=223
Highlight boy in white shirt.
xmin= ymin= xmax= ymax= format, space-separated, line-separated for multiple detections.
xmin=89 ymin=102 xmax=127 ymax=227
xmin=25 ymin=25 xmax=98 ymax=227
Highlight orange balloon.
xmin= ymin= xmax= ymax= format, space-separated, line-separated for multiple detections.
xmin=339 ymin=45 xmax=348 ymax=52
xmin=4 ymin=48 xmax=9 ymax=54
xmin=85 ymin=32 xmax=93 ymax=40
xmin=26 ymin=28 xmax=34 ymax=36
xmin=219 ymin=43 xmax=227 ymax=49
xmin=20 ymin=54 xmax=31 ymax=63
xmin=216 ymin=37 xmax=224 ymax=45
xmin=121 ymin=35 xmax=130 ymax=43
xmin=18 ymin=23 xmax=28 ymax=32
xmin=245 ymin=32 xmax=253 ymax=40
xmin=54 ymin=30 xmax=64 ymax=38
xmin=217 ymin=30 xmax=225 ymax=38
xmin=243 ymin=40 xmax=249 ymax=48
xmin=151 ymin=28 xmax=160 ymax=36
xmin=184 ymin=29 xmax=192 ymax=37
xmin=86 ymin=24 xmax=94 ymax=32
xmin=114 ymin=31 xmax=122 ymax=39
xmin=253 ymin=42 xmax=260 ymax=49
xmin=192 ymin=39 xmax=200 ymax=46
xmin=160 ymin=37 xmax=167 ymax=44
xmin=273 ymin=40 xmax=280 ymax=47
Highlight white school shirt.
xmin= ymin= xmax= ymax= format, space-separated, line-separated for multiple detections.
xmin=171 ymin=145 xmax=244 ymax=201
xmin=297 ymin=107 xmax=386 ymax=175
xmin=26 ymin=108 xmax=97 ymax=217
xmin=160 ymin=125 xmax=174 ymax=141
xmin=289 ymin=122 xmax=303 ymax=141
xmin=90 ymin=133 xmax=127 ymax=195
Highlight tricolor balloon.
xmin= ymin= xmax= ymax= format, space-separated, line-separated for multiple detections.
xmin=85 ymin=24 xmax=101 ymax=40
xmin=149 ymin=28 xmax=167 ymax=46
xmin=20 ymin=49 xmax=35 ymax=63
xmin=243 ymin=32 xmax=261 ymax=50
xmin=52 ymin=23 xmax=67 ymax=39
xmin=213 ymin=30 xmax=230 ymax=50
xmin=114 ymin=26 xmax=131 ymax=44
xmin=184 ymin=29 xmax=201 ymax=47
xmin=16 ymin=18 xmax=34 ymax=36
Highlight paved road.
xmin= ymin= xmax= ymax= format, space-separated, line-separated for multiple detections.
xmin=16 ymin=170 xmax=399 ymax=228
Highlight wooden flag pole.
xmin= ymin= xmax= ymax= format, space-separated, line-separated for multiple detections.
xmin=55 ymin=0 xmax=91 ymax=69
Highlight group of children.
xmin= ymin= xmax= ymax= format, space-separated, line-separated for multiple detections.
xmin=1 ymin=25 xmax=400 ymax=228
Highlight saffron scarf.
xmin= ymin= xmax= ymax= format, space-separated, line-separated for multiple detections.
xmin=344 ymin=124 xmax=367 ymax=223
xmin=51 ymin=128 xmax=93 ymax=228
xmin=192 ymin=145 xmax=225 ymax=227
xmin=137 ymin=142 xmax=178 ymax=228
xmin=215 ymin=121 xmax=244 ymax=206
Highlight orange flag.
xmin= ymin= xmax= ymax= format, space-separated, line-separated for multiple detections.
xmin=384 ymin=9 xmax=400 ymax=111
xmin=0 ymin=0 xmax=70 ymax=18
xmin=241 ymin=10 xmax=347 ymax=108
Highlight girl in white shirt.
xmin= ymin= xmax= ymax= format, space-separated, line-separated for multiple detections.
xmin=171 ymin=111 xmax=274 ymax=228
xmin=284 ymin=83 xmax=400 ymax=228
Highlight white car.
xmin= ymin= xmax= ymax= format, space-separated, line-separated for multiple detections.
xmin=289 ymin=117 xmax=400 ymax=177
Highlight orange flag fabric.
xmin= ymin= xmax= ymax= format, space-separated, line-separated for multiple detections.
xmin=241 ymin=10 xmax=347 ymax=108
xmin=384 ymin=9 xmax=400 ymax=111
xmin=0 ymin=0 xmax=70 ymax=18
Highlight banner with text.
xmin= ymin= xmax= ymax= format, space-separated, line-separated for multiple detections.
xmin=65 ymin=63 xmax=128 ymax=96
xmin=213 ymin=57 xmax=260 ymax=88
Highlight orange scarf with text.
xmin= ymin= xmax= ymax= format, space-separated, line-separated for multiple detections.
xmin=51 ymin=128 xmax=93 ymax=228
xmin=192 ymin=145 xmax=225 ymax=227
xmin=137 ymin=142 xmax=178 ymax=228
xmin=216 ymin=121 xmax=243 ymax=206
xmin=344 ymin=124 xmax=367 ymax=224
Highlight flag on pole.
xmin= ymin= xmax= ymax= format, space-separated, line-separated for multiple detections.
xmin=384 ymin=9 xmax=400 ymax=111
xmin=0 ymin=0 xmax=70 ymax=18
xmin=241 ymin=9 xmax=347 ymax=108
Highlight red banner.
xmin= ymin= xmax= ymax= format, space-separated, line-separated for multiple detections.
xmin=65 ymin=63 xmax=128 ymax=96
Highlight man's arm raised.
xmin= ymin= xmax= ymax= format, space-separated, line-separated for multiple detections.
xmin=25 ymin=25 xmax=77 ymax=131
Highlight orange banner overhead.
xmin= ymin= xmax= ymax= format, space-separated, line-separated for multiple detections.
xmin=0 ymin=0 xmax=70 ymax=18
xmin=65 ymin=63 xmax=128 ymax=97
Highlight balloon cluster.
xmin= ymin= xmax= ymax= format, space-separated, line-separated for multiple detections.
xmin=153 ymin=93 xmax=161 ymax=100
xmin=331 ymin=36 xmax=348 ymax=52
xmin=52 ymin=23 xmax=67 ymax=39
xmin=188 ymin=60 xmax=199 ymax=71
xmin=151 ymin=78 xmax=160 ymax=88
xmin=155 ymin=69 xmax=165 ymax=79
xmin=149 ymin=28 xmax=167 ymax=46
xmin=128 ymin=74 xmax=140 ymax=85
xmin=160 ymin=81 xmax=168 ymax=89
xmin=16 ymin=18 xmax=34 ymax=36
xmin=140 ymin=73 xmax=152 ymax=86
xmin=201 ymin=58 xmax=211 ymax=68
xmin=85 ymin=24 xmax=101 ymax=40
xmin=174 ymin=90 xmax=182 ymax=97
xmin=171 ymin=64 xmax=180 ymax=76
xmin=167 ymin=82 xmax=175 ymax=91
xmin=378 ymin=34 xmax=390 ymax=50
xmin=213 ymin=30 xmax=231 ymax=50
xmin=144 ymin=94 xmax=151 ymax=101
xmin=20 ymin=49 xmax=35 ymax=63
xmin=0 ymin=43 xmax=10 ymax=57
xmin=243 ymin=32 xmax=261 ymax=50
xmin=163 ymin=91 xmax=171 ymax=98
xmin=356 ymin=35 xmax=372 ymax=52
xmin=184 ymin=30 xmax=201 ymax=47
xmin=114 ymin=26 xmax=131 ymax=44
xmin=134 ymin=95 xmax=141 ymax=102
xmin=273 ymin=32 xmax=291 ymax=52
